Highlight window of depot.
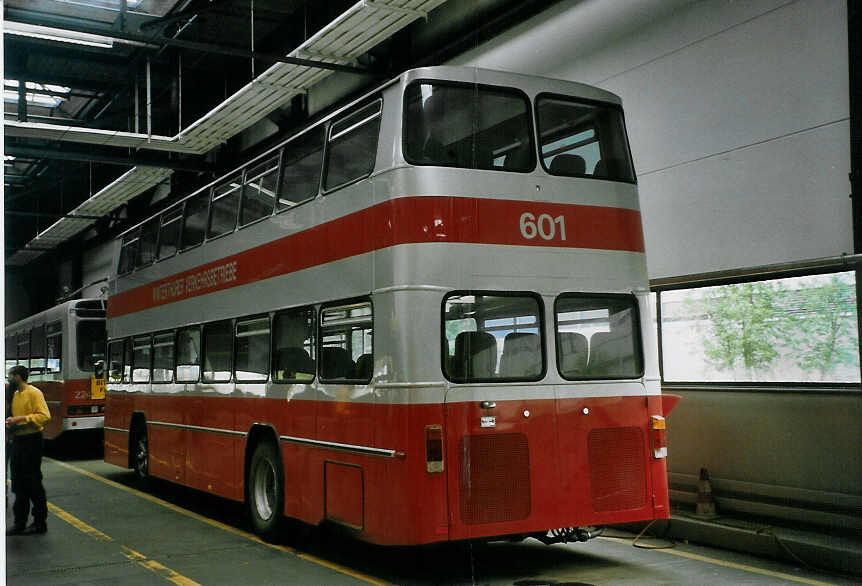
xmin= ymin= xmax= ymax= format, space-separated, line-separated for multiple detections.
xmin=659 ymin=271 xmax=860 ymax=384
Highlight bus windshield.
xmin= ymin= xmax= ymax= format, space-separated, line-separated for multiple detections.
xmin=535 ymin=94 xmax=635 ymax=182
xmin=77 ymin=321 xmax=106 ymax=371
xmin=403 ymin=82 xmax=534 ymax=172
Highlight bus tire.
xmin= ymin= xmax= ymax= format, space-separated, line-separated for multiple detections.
xmin=247 ymin=440 xmax=284 ymax=541
xmin=131 ymin=422 xmax=149 ymax=482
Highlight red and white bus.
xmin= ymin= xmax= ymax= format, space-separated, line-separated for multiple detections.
xmin=104 ymin=66 xmax=677 ymax=546
xmin=5 ymin=299 xmax=107 ymax=439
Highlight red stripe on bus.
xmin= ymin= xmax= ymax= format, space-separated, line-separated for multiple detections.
xmin=107 ymin=196 xmax=644 ymax=318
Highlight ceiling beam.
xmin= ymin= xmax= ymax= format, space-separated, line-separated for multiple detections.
xmin=4 ymin=144 xmax=213 ymax=173
xmin=5 ymin=211 xmax=103 ymax=221
xmin=5 ymin=9 xmax=375 ymax=76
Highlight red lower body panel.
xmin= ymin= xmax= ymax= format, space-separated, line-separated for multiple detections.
xmin=103 ymin=391 xmax=669 ymax=545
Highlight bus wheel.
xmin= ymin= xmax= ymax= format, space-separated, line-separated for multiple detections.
xmin=132 ymin=424 xmax=149 ymax=481
xmin=247 ymin=441 xmax=284 ymax=541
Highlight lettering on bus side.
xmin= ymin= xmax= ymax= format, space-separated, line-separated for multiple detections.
xmin=519 ymin=212 xmax=567 ymax=242
xmin=151 ymin=261 xmax=238 ymax=303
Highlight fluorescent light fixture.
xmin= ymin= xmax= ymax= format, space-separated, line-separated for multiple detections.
xmin=5 ymin=156 xmax=16 ymax=162
xmin=4 ymin=90 xmax=66 ymax=107
xmin=5 ymin=80 xmax=71 ymax=94
xmin=51 ymin=0 xmax=144 ymax=11
xmin=4 ymin=21 xmax=114 ymax=48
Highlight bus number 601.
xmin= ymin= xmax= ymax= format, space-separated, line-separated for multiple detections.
xmin=519 ymin=212 xmax=567 ymax=241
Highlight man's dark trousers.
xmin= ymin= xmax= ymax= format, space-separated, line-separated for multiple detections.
xmin=10 ymin=432 xmax=47 ymax=530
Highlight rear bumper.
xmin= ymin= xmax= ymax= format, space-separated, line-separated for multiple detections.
xmin=62 ymin=416 xmax=104 ymax=431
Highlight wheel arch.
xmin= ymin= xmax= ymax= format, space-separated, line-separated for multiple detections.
xmin=243 ymin=423 xmax=282 ymax=501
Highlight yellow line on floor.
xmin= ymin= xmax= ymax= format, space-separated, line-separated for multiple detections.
xmin=47 ymin=502 xmax=201 ymax=586
xmin=47 ymin=502 xmax=112 ymax=542
xmin=47 ymin=458 xmax=392 ymax=586
xmin=598 ymin=536 xmax=836 ymax=586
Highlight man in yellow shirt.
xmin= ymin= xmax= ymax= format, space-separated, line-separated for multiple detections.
xmin=6 ymin=365 xmax=51 ymax=535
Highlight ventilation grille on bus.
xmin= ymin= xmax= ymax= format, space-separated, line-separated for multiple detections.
xmin=459 ymin=433 xmax=531 ymax=524
xmin=588 ymin=426 xmax=647 ymax=512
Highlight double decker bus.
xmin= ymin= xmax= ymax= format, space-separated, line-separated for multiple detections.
xmin=104 ymin=66 xmax=677 ymax=545
xmin=5 ymin=299 xmax=107 ymax=439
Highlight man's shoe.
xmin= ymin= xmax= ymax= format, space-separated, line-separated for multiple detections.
xmin=23 ymin=523 xmax=47 ymax=535
xmin=6 ymin=525 xmax=26 ymax=536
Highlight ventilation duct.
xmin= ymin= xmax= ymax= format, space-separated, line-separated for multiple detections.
xmin=6 ymin=166 xmax=173 ymax=265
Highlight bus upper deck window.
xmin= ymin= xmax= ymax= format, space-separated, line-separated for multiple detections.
xmin=136 ymin=217 xmax=159 ymax=268
xmin=182 ymin=193 xmax=209 ymax=250
xmin=208 ymin=174 xmax=243 ymax=238
xmin=403 ymin=82 xmax=534 ymax=173
xmin=536 ymin=95 xmax=635 ymax=183
xmin=323 ymin=101 xmax=381 ymax=192
xmin=118 ymin=230 xmax=139 ymax=274
xmin=158 ymin=207 xmax=183 ymax=259
xmin=280 ymin=128 xmax=324 ymax=210
xmin=241 ymin=156 xmax=279 ymax=226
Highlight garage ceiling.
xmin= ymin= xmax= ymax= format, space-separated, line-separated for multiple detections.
xmin=4 ymin=0 xmax=562 ymax=267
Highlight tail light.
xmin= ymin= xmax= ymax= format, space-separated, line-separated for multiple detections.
xmin=425 ymin=425 xmax=444 ymax=473
xmin=650 ymin=415 xmax=667 ymax=458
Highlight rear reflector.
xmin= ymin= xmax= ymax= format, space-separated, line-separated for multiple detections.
xmin=650 ymin=415 xmax=667 ymax=458
xmin=425 ymin=425 xmax=444 ymax=473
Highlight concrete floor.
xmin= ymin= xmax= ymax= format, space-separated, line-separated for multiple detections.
xmin=5 ymin=439 xmax=857 ymax=586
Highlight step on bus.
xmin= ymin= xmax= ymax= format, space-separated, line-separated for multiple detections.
xmin=103 ymin=66 xmax=678 ymax=546
xmin=5 ymin=299 xmax=107 ymax=439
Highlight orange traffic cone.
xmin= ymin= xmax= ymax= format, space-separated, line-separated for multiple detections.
xmin=694 ymin=467 xmax=718 ymax=519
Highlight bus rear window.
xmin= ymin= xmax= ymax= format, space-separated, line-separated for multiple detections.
xmin=555 ymin=294 xmax=643 ymax=380
xmin=404 ymin=82 xmax=534 ymax=172
xmin=77 ymin=320 xmax=106 ymax=372
xmin=536 ymin=95 xmax=635 ymax=183
xmin=443 ymin=293 xmax=544 ymax=382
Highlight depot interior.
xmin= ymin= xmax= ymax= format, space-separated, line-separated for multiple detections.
xmin=3 ymin=0 xmax=861 ymax=576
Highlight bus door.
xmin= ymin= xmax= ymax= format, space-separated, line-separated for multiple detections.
xmin=442 ymin=293 xmax=557 ymax=539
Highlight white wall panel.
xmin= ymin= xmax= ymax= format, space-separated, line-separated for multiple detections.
xmin=454 ymin=0 xmax=851 ymax=278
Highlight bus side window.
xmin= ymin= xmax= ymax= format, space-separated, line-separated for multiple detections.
xmin=132 ymin=335 xmax=151 ymax=383
xmin=319 ymin=301 xmax=372 ymax=383
xmin=202 ymin=320 xmax=232 ymax=383
xmin=17 ymin=331 xmax=30 ymax=368
xmin=136 ymin=217 xmax=159 ymax=268
xmin=279 ymin=127 xmax=324 ymax=210
xmin=181 ymin=192 xmax=209 ymax=250
xmin=208 ymin=174 xmax=243 ymax=239
xmin=176 ymin=327 xmax=201 ymax=383
xmin=29 ymin=325 xmax=46 ymax=378
xmin=240 ymin=156 xmax=279 ymax=226
xmin=323 ymin=100 xmax=382 ymax=192
xmin=235 ymin=316 xmax=270 ymax=382
xmin=123 ymin=338 xmax=133 ymax=382
xmin=158 ymin=206 xmax=183 ymax=259
xmin=46 ymin=321 xmax=62 ymax=374
xmin=152 ymin=332 xmax=174 ymax=383
xmin=5 ymin=335 xmax=17 ymax=373
xmin=118 ymin=229 xmax=139 ymax=275
xmin=108 ymin=340 xmax=124 ymax=382
xmin=272 ymin=307 xmax=316 ymax=382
